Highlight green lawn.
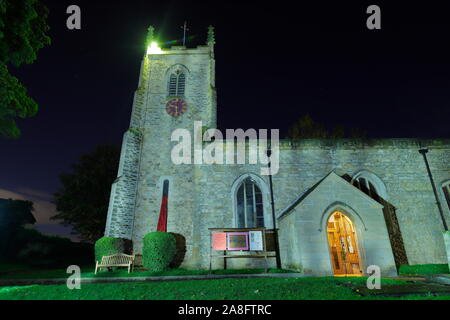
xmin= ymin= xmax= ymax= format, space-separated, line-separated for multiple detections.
xmin=0 ymin=267 xmax=293 ymax=280
xmin=0 ymin=276 xmax=448 ymax=300
xmin=3 ymin=263 xmax=449 ymax=280
xmin=0 ymin=262 xmax=30 ymax=273
xmin=399 ymin=264 xmax=449 ymax=276
xmin=1 ymin=263 xmax=450 ymax=300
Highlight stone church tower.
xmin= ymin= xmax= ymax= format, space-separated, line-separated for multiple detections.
xmin=105 ymin=26 xmax=217 ymax=267
xmin=105 ymin=25 xmax=450 ymax=276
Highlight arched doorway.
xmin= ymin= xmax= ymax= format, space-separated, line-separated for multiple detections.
xmin=327 ymin=211 xmax=362 ymax=276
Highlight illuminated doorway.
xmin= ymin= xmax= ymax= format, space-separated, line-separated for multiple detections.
xmin=327 ymin=211 xmax=362 ymax=276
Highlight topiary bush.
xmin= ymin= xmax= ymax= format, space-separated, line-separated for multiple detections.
xmin=94 ymin=237 xmax=127 ymax=262
xmin=142 ymin=232 xmax=176 ymax=271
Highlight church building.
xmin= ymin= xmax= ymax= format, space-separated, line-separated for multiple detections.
xmin=104 ymin=26 xmax=450 ymax=277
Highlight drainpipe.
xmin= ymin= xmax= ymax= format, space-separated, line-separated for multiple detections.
xmin=419 ymin=148 xmax=448 ymax=231
xmin=267 ymin=147 xmax=282 ymax=269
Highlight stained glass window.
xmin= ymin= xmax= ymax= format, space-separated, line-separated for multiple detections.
xmin=236 ymin=178 xmax=264 ymax=228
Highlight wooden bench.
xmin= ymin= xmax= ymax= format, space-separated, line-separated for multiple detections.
xmin=95 ymin=253 xmax=135 ymax=274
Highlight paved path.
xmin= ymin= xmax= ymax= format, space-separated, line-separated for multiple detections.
xmin=425 ymin=274 xmax=450 ymax=285
xmin=2 ymin=273 xmax=445 ymax=288
xmin=0 ymin=272 xmax=304 ymax=287
xmin=384 ymin=276 xmax=426 ymax=281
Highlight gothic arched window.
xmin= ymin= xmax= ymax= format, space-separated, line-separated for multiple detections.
xmin=352 ymin=170 xmax=387 ymax=201
xmin=168 ymin=69 xmax=186 ymax=96
xmin=442 ymin=181 xmax=450 ymax=211
xmin=236 ymin=177 xmax=264 ymax=228
xmin=355 ymin=177 xmax=380 ymax=200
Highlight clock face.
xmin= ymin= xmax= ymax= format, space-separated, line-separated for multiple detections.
xmin=166 ymin=98 xmax=187 ymax=117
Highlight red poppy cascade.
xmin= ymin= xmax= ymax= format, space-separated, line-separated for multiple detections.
xmin=166 ymin=98 xmax=187 ymax=117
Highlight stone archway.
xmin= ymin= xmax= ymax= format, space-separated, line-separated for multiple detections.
xmin=326 ymin=211 xmax=363 ymax=276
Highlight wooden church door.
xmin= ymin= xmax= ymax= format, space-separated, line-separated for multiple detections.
xmin=327 ymin=212 xmax=363 ymax=276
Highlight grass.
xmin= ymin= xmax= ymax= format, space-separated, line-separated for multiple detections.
xmin=0 ymin=277 xmax=424 ymax=300
xmin=0 ymin=266 xmax=294 ymax=280
xmin=399 ymin=264 xmax=449 ymax=276
xmin=6 ymin=262 xmax=449 ymax=280
xmin=0 ymin=262 xmax=29 ymax=273
xmin=0 ymin=278 xmax=404 ymax=300
xmin=0 ymin=264 xmax=92 ymax=280
xmin=2 ymin=263 xmax=450 ymax=300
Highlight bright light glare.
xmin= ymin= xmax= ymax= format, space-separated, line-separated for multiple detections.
xmin=147 ymin=42 xmax=163 ymax=54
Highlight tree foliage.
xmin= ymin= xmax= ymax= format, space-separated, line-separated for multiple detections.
xmin=0 ymin=198 xmax=35 ymax=226
xmin=286 ymin=114 xmax=367 ymax=139
xmin=52 ymin=145 xmax=121 ymax=242
xmin=0 ymin=0 xmax=51 ymax=138
xmin=0 ymin=198 xmax=36 ymax=257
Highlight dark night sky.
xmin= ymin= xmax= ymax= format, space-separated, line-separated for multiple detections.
xmin=1 ymin=1 xmax=449 ymax=240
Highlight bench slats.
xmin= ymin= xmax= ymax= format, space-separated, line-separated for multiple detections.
xmin=95 ymin=253 xmax=135 ymax=274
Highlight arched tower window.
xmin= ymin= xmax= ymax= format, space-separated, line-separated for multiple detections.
xmin=168 ymin=68 xmax=186 ymax=97
xmin=442 ymin=181 xmax=450 ymax=211
xmin=236 ymin=177 xmax=264 ymax=228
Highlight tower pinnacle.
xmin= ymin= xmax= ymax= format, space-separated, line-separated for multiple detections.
xmin=207 ymin=25 xmax=215 ymax=46
xmin=146 ymin=25 xmax=155 ymax=46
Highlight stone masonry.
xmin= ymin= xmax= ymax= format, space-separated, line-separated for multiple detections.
xmin=105 ymin=27 xmax=450 ymax=274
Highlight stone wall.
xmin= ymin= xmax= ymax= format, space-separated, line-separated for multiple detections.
xmin=120 ymin=45 xmax=217 ymax=269
xmin=273 ymin=139 xmax=450 ymax=266
xmin=190 ymin=139 xmax=450 ymax=269
xmin=105 ymin=38 xmax=450 ymax=271
xmin=104 ymin=129 xmax=141 ymax=238
xmin=104 ymin=55 xmax=149 ymax=239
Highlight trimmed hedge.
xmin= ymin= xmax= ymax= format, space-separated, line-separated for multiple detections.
xmin=95 ymin=237 xmax=127 ymax=262
xmin=142 ymin=232 xmax=176 ymax=271
xmin=399 ymin=264 xmax=449 ymax=275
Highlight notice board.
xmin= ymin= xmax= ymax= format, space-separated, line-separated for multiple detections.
xmin=227 ymin=232 xmax=249 ymax=250
xmin=211 ymin=232 xmax=227 ymax=250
